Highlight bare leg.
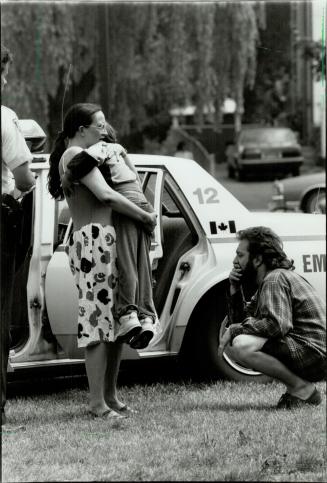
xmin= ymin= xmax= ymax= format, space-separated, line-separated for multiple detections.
xmin=85 ymin=343 xmax=110 ymax=415
xmin=104 ymin=341 xmax=124 ymax=410
xmin=230 ymin=335 xmax=315 ymax=399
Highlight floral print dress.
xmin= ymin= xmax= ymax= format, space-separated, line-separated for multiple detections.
xmin=65 ymin=223 xmax=118 ymax=348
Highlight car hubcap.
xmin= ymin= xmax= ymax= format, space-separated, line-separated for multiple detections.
xmin=219 ymin=318 xmax=262 ymax=376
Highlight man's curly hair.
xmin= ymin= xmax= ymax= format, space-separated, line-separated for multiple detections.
xmin=237 ymin=226 xmax=295 ymax=270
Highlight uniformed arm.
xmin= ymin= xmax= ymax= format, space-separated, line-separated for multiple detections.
xmin=2 ymin=107 xmax=35 ymax=193
xmin=12 ymin=162 xmax=35 ymax=193
xmin=80 ymin=167 xmax=157 ymax=233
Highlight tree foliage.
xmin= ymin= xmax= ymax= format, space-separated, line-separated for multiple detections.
xmin=299 ymin=39 xmax=326 ymax=82
xmin=1 ymin=2 xmax=260 ymax=145
xmin=1 ymin=3 xmax=99 ymax=143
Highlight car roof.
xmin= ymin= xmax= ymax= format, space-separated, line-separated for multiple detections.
xmin=32 ymin=153 xmax=199 ymax=174
xmin=130 ymin=154 xmax=195 ymax=167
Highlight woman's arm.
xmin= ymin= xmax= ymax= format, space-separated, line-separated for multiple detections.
xmin=81 ymin=167 xmax=156 ymax=232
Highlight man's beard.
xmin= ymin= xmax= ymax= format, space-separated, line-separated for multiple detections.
xmin=241 ymin=260 xmax=258 ymax=298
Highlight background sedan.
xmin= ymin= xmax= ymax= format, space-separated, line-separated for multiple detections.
xmin=227 ymin=126 xmax=304 ymax=180
xmin=269 ymin=171 xmax=326 ymax=213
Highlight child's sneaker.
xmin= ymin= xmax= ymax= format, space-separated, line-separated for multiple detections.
xmin=116 ymin=312 xmax=142 ymax=343
xmin=129 ymin=316 xmax=155 ymax=349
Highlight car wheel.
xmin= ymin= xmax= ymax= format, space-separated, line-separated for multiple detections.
xmin=215 ymin=316 xmax=271 ymax=382
xmin=303 ymin=189 xmax=326 ymax=214
xmin=180 ymin=289 xmax=271 ymax=383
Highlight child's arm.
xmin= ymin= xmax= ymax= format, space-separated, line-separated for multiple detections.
xmin=61 ymin=150 xmax=99 ymax=197
xmin=121 ymin=151 xmax=142 ymax=184
xmin=66 ymin=151 xmax=99 ymax=181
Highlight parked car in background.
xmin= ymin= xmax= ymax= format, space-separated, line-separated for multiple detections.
xmin=269 ymin=171 xmax=326 ymax=214
xmin=8 ymin=121 xmax=326 ymax=385
xmin=227 ymin=126 xmax=304 ymax=180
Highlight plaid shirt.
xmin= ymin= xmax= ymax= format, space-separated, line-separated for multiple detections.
xmin=228 ymin=269 xmax=326 ymax=368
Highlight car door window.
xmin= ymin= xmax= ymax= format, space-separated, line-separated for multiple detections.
xmin=138 ymin=170 xmax=164 ymax=261
xmin=152 ymin=176 xmax=198 ymax=315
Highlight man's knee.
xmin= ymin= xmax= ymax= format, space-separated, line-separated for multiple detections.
xmin=231 ymin=334 xmax=267 ymax=361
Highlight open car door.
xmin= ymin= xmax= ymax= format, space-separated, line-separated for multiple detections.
xmin=44 ymin=168 xmax=164 ymax=359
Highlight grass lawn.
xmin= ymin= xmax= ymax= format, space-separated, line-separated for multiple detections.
xmin=2 ymin=376 xmax=326 ymax=482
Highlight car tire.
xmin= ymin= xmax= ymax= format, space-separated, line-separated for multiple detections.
xmin=179 ymin=288 xmax=271 ymax=383
xmin=303 ymin=189 xmax=326 ymax=214
xmin=201 ymin=311 xmax=271 ymax=383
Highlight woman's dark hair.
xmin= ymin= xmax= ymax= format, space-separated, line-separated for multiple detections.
xmin=1 ymin=44 xmax=13 ymax=72
xmin=48 ymin=103 xmax=101 ymax=199
xmin=237 ymin=226 xmax=295 ymax=271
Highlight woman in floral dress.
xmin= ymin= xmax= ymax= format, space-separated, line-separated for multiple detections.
xmin=48 ymin=103 xmax=156 ymax=418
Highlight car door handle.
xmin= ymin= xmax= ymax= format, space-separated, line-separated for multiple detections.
xmin=179 ymin=261 xmax=191 ymax=279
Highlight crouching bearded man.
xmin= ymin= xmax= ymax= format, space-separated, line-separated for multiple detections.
xmin=218 ymin=226 xmax=326 ymax=409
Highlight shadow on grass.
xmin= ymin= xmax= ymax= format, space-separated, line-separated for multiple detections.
xmin=7 ymin=357 xmax=200 ymax=399
xmin=181 ymin=402 xmax=277 ymax=411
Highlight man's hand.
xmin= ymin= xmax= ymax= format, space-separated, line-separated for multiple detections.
xmin=143 ymin=212 xmax=157 ymax=234
xmin=218 ymin=327 xmax=232 ymax=357
xmin=229 ymin=262 xmax=243 ymax=295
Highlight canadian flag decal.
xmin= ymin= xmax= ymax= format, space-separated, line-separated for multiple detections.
xmin=209 ymin=220 xmax=236 ymax=235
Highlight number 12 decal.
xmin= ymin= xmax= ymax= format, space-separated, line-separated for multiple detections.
xmin=193 ymin=187 xmax=220 ymax=204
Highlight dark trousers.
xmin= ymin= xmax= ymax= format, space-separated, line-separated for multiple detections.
xmin=113 ymin=207 xmax=156 ymax=322
xmin=1 ymin=198 xmax=19 ymax=418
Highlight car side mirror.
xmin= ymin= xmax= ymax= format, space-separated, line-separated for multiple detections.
xmin=18 ymin=119 xmax=47 ymax=153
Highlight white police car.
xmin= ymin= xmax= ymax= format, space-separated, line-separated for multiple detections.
xmin=9 ymin=121 xmax=326 ymax=382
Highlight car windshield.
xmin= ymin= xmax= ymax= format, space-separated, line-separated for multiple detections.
xmin=240 ymin=128 xmax=297 ymax=144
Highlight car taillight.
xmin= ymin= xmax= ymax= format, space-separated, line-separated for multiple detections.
xmin=273 ymin=180 xmax=284 ymax=195
xmin=271 ymin=180 xmax=285 ymax=209
xmin=241 ymin=149 xmax=261 ymax=159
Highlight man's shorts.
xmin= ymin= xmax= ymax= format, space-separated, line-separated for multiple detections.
xmin=261 ymin=338 xmax=326 ymax=382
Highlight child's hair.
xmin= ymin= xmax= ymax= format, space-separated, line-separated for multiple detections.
xmin=103 ymin=122 xmax=118 ymax=143
xmin=47 ymin=102 xmax=101 ymax=199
